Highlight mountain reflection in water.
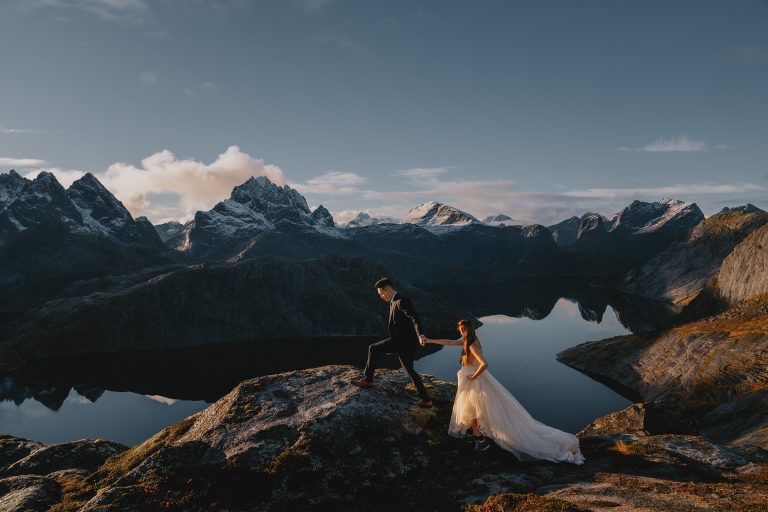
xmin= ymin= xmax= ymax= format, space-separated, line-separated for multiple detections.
xmin=1 ymin=282 xmax=675 ymax=444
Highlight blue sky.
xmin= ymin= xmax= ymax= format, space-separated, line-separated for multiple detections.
xmin=1 ymin=0 xmax=766 ymax=225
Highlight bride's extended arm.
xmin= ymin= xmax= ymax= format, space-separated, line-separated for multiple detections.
xmin=469 ymin=343 xmax=488 ymax=379
xmin=424 ymin=337 xmax=463 ymax=346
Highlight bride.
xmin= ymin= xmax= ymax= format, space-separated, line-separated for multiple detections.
xmin=420 ymin=319 xmax=585 ymax=464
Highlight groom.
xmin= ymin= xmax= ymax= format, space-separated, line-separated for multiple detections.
xmin=352 ymin=277 xmax=433 ymax=408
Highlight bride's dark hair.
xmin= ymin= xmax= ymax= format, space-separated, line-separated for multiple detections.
xmin=457 ymin=319 xmax=478 ymax=365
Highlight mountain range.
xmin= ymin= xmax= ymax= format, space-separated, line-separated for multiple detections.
xmin=0 ymin=170 xmax=179 ymax=314
xmin=0 ymin=168 xmax=751 ymax=365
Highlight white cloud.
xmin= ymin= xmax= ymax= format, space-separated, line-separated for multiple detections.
xmin=23 ymin=167 xmax=86 ymax=188
xmin=293 ymin=171 xmax=367 ymax=195
xmin=393 ymin=167 xmax=451 ymax=178
xmin=619 ymin=135 xmax=709 ymax=153
xmin=563 ymin=183 xmax=763 ymax=199
xmin=318 ymin=164 xmax=765 ymax=226
xmin=19 ymin=146 xmax=765 ymax=229
xmin=140 ymin=71 xmax=157 ymax=86
xmin=22 ymin=0 xmax=150 ymax=23
xmin=183 ymin=81 xmax=218 ymax=96
xmin=98 ymin=145 xmax=286 ymax=221
xmin=330 ymin=209 xmax=364 ymax=224
xmin=0 ymin=126 xmax=57 ymax=134
xmin=0 ymin=157 xmax=47 ymax=167
xmin=642 ymin=135 xmax=706 ymax=152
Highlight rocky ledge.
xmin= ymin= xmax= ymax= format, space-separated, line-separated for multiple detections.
xmin=2 ymin=365 xmax=767 ymax=511
xmin=558 ymin=292 xmax=768 ymax=451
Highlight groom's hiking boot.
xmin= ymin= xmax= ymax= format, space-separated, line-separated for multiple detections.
xmin=474 ymin=436 xmax=491 ymax=452
xmin=415 ymin=399 xmax=433 ymax=408
xmin=351 ymin=378 xmax=374 ymax=389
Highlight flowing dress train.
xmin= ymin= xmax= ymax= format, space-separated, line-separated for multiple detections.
xmin=448 ymin=361 xmax=585 ymax=465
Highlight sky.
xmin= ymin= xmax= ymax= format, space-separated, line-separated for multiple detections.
xmin=0 ymin=0 xmax=766 ymax=225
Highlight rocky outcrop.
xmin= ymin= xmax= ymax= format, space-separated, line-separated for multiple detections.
xmin=2 ymin=366 xmax=766 ymax=511
xmin=547 ymin=216 xmax=582 ymax=245
xmin=716 ymin=223 xmax=768 ymax=304
xmin=720 ymin=203 xmax=765 ymax=214
xmin=153 ymin=219 xmax=193 ymax=250
xmin=0 ymin=436 xmax=126 ymax=512
xmin=2 ymin=439 xmax=126 ymax=477
xmin=621 ymin=210 xmax=768 ymax=304
xmin=577 ymin=401 xmax=699 ymax=438
xmin=558 ymin=292 xmax=768 ymax=449
xmin=0 ymin=255 xmax=474 ymax=367
xmin=0 ymin=474 xmax=62 ymax=512
xmin=576 ymin=213 xmax=608 ymax=242
xmin=310 ymin=205 xmax=334 ymax=228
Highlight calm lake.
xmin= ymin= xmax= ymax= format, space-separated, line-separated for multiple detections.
xmin=1 ymin=286 xmax=671 ymax=446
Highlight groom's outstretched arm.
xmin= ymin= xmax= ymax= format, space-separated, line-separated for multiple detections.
xmin=399 ymin=297 xmax=422 ymax=336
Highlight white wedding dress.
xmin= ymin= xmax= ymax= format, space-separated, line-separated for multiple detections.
xmin=447 ymin=342 xmax=585 ymax=465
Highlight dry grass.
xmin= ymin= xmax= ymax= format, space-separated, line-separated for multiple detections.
xmin=611 ymin=439 xmax=632 ymax=455
xmin=465 ymin=492 xmax=589 ymax=512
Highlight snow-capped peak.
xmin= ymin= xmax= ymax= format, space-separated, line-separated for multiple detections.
xmin=181 ymin=176 xmax=344 ymax=257
xmin=0 ymin=169 xmax=29 ymax=208
xmin=343 ymin=211 xmax=399 ymax=228
xmin=311 ymin=205 xmax=335 ymax=228
xmin=231 ymin=176 xmax=310 ymax=213
xmin=401 ymin=201 xmax=479 ymax=227
xmin=610 ymin=197 xmax=702 ymax=234
xmin=482 ymin=214 xmax=515 ymax=226
xmin=67 ymin=172 xmax=134 ymax=235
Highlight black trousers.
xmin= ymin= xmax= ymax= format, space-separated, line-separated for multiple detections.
xmin=363 ymin=337 xmax=430 ymax=401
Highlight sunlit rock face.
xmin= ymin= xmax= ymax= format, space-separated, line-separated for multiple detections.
xmin=621 ymin=209 xmax=768 ymax=304
xmin=716 ymin=222 xmax=768 ymax=305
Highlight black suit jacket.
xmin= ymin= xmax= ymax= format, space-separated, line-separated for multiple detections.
xmin=387 ymin=291 xmax=422 ymax=351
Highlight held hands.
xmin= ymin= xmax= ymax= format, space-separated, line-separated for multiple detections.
xmin=418 ymin=334 xmax=428 ymax=346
